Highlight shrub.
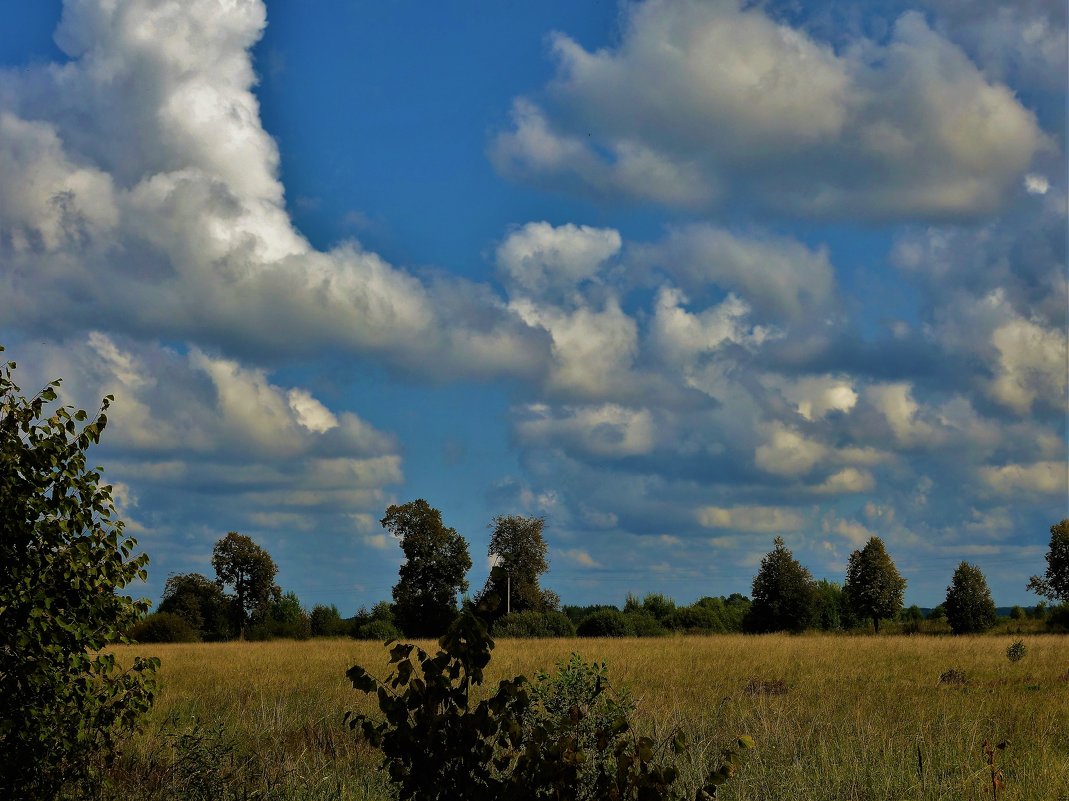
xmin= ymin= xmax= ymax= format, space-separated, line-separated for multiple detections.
xmin=493 ymin=610 xmax=576 ymax=638
xmin=576 ymin=609 xmax=635 ymax=637
xmin=130 ymin=612 xmax=199 ymax=643
xmin=247 ymin=619 xmax=312 ymax=641
xmin=526 ymin=654 xmax=636 ymax=799
xmin=354 ymin=619 xmax=403 ymax=641
xmin=1006 ymin=640 xmax=1026 ymax=663
xmin=345 ymin=581 xmax=753 ymax=801
xmin=624 ymin=610 xmax=668 ymax=637
xmin=1 ymin=351 xmax=158 ymax=799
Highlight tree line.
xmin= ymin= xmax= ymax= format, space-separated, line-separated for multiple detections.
xmin=138 ymin=497 xmax=1069 ymax=642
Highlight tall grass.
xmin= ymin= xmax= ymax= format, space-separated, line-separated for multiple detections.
xmin=108 ymin=634 xmax=1069 ymax=800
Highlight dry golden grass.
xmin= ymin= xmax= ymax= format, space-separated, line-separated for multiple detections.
xmin=110 ymin=634 xmax=1069 ymax=800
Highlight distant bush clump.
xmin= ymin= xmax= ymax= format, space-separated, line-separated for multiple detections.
xmin=623 ymin=611 xmax=668 ymax=637
xmin=309 ymin=603 xmax=355 ymax=637
xmin=355 ymin=619 xmax=403 ymax=641
xmin=493 ymin=610 xmax=576 ymax=638
xmin=130 ymin=612 xmax=199 ymax=643
xmin=576 ymin=609 xmax=634 ymax=637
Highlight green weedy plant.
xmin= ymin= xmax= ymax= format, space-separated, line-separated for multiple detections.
xmin=526 ymin=654 xmax=634 ymax=799
xmin=345 ymin=569 xmax=753 ymax=800
xmin=0 ymin=348 xmax=159 ymax=799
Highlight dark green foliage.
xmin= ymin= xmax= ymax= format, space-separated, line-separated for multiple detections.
xmin=248 ymin=590 xmax=311 ymax=640
xmin=211 ymin=532 xmax=279 ymax=638
xmin=811 ymin=580 xmax=848 ymax=631
xmin=493 ymin=610 xmax=577 ymax=638
xmin=355 ymin=619 xmax=403 ymax=641
xmin=129 ymin=612 xmax=199 ymax=643
xmin=562 ymin=604 xmax=619 ymax=626
xmin=623 ymin=610 xmax=669 ymax=637
xmin=1027 ymin=519 xmax=1069 ymax=603
xmin=576 ymin=609 xmax=635 ymax=637
xmin=843 ymin=537 xmax=906 ymax=633
xmin=346 ymin=571 xmax=752 ymax=800
xmin=158 ymin=572 xmax=232 ymax=641
xmin=352 ymin=600 xmax=402 ymax=639
xmin=0 ymin=350 xmax=158 ymax=799
xmin=945 ymin=562 xmax=998 ymax=634
xmin=671 ymin=595 xmax=751 ymax=633
xmin=927 ymin=604 xmax=947 ymax=621
xmin=745 ymin=537 xmax=817 ymax=633
xmin=901 ymin=604 xmax=924 ymax=634
xmin=481 ymin=515 xmax=551 ymax=621
xmin=310 ymin=603 xmax=348 ymax=636
xmin=384 ymin=499 xmax=472 ymax=637
xmin=1046 ymin=603 xmax=1069 ymax=632
xmin=638 ymin=592 xmax=677 ymax=622
xmin=1009 ymin=605 xmax=1026 ymax=621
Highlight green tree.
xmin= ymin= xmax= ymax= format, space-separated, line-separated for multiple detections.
xmin=256 ymin=590 xmax=310 ymax=639
xmin=1027 ymin=519 xmax=1069 ymax=603
xmin=384 ymin=500 xmax=472 ymax=637
xmin=811 ymin=579 xmax=847 ymax=631
xmin=157 ymin=572 xmax=232 ymax=640
xmin=745 ymin=537 xmax=816 ymax=633
xmin=0 ymin=350 xmax=158 ymax=799
xmin=944 ymin=562 xmax=998 ymax=634
xmin=310 ymin=603 xmax=343 ymax=636
xmin=482 ymin=515 xmax=550 ymax=617
xmin=211 ymin=532 xmax=278 ymax=638
xmin=843 ymin=536 xmax=907 ymax=633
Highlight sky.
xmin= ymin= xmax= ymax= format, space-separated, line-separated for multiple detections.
xmin=1 ymin=0 xmax=1066 ymax=612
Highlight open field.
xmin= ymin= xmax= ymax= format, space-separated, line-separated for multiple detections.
xmin=108 ymin=634 xmax=1069 ymax=800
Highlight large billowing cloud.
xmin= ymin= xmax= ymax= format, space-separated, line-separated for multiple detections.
xmin=491 ymin=0 xmax=1047 ymax=218
xmin=0 ymin=0 xmax=546 ymax=380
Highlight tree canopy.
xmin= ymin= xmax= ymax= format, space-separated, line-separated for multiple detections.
xmin=212 ymin=531 xmax=279 ymax=638
xmin=944 ymin=562 xmax=998 ymax=634
xmin=1027 ymin=519 xmax=1068 ymax=603
xmin=843 ymin=537 xmax=906 ymax=633
xmin=0 ymin=349 xmax=158 ymax=798
xmin=482 ymin=514 xmax=551 ymax=617
xmin=745 ymin=537 xmax=816 ymax=633
xmin=383 ymin=499 xmax=472 ymax=637
xmin=157 ymin=571 xmax=232 ymax=640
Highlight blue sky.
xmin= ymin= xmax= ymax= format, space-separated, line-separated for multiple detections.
xmin=1 ymin=0 xmax=1065 ymax=612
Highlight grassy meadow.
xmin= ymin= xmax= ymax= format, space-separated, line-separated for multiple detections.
xmin=108 ymin=634 xmax=1069 ymax=801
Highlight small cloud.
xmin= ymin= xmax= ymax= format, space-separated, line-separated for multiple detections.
xmin=362 ymin=534 xmax=390 ymax=550
xmin=696 ymin=504 xmax=805 ymax=532
xmin=812 ymin=467 xmax=875 ymax=495
xmin=560 ymin=548 xmax=601 ymax=568
xmin=580 ymin=506 xmax=618 ymax=529
xmin=351 ymin=513 xmax=377 ymax=533
xmin=1024 ymin=173 xmax=1049 ymax=195
xmin=980 ymin=461 xmax=1067 ymax=495
xmin=823 ymin=517 xmax=874 ymax=547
